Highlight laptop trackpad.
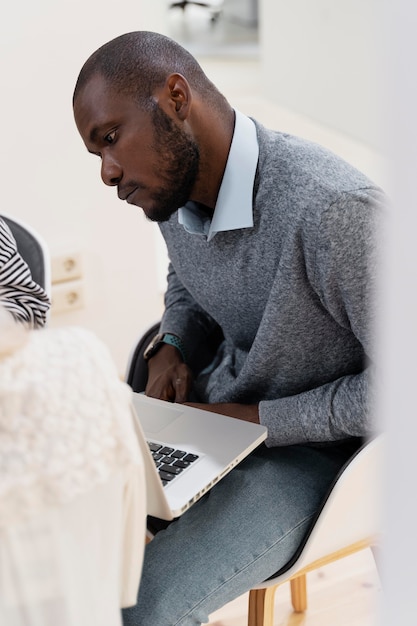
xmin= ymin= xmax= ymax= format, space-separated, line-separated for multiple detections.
xmin=136 ymin=400 xmax=184 ymax=434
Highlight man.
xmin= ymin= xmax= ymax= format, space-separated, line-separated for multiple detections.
xmin=73 ymin=31 xmax=383 ymax=626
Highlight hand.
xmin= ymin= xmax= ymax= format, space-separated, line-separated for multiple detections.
xmin=183 ymin=402 xmax=260 ymax=424
xmin=145 ymin=344 xmax=193 ymax=403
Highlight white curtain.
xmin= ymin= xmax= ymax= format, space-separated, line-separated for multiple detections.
xmin=0 ymin=461 xmax=146 ymax=626
xmin=0 ymin=321 xmax=147 ymax=626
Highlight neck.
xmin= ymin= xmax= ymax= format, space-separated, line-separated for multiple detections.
xmin=189 ymin=105 xmax=235 ymax=210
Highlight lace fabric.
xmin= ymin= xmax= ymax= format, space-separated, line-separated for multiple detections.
xmin=0 ymin=325 xmax=139 ymax=527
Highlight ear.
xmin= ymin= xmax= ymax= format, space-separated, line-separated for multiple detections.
xmin=155 ymin=73 xmax=191 ymax=121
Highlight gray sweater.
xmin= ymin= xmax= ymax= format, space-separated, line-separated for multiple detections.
xmin=159 ymin=120 xmax=384 ymax=447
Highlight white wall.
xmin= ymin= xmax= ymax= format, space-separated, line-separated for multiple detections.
xmin=0 ymin=0 xmax=384 ymax=373
xmin=260 ymin=0 xmax=382 ymax=152
xmin=0 ymin=1 xmax=169 ymax=374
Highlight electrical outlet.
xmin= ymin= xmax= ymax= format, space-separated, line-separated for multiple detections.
xmin=51 ymin=253 xmax=82 ymax=284
xmin=51 ymin=280 xmax=85 ymax=314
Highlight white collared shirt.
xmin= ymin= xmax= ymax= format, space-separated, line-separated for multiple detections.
xmin=178 ymin=110 xmax=259 ymax=241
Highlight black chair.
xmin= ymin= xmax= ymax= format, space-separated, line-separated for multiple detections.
xmin=125 ymin=319 xmax=225 ymax=393
xmin=1 ymin=214 xmax=51 ymax=295
xmin=169 ymin=1 xmax=223 ymax=23
xmin=125 ymin=322 xmax=161 ymax=392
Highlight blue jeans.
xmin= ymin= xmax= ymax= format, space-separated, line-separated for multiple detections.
xmin=122 ymin=440 xmax=358 ymax=626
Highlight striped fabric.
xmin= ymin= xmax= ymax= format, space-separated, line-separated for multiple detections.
xmin=0 ymin=218 xmax=50 ymax=327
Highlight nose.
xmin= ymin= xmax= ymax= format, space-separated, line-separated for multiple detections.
xmin=101 ymin=153 xmax=122 ymax=186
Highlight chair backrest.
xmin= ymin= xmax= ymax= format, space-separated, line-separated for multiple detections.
xmin=125 ymin=320 xmax=224 ymax=391
xmin=125 ymin=322 xmax=161 ymax=391
xmin=254 ymin=434 xmax=384 ymax=588
xmin=1 ymin=214 xmax=51 ymax=296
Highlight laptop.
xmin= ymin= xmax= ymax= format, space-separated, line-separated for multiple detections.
xmin=130 ymin=393 xmax=267 ymax=520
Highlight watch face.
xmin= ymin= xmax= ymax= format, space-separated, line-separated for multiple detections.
xmin=144 ymin=333 xmax=164 ymax=360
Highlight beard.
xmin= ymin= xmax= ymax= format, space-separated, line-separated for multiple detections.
xmin=145 ymin=105 xmax=200 ymax=223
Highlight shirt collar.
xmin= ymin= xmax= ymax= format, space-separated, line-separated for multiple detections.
xmin=178 ymin=110 xmax=259 ymax=241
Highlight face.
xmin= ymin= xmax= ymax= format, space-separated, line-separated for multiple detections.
xmin=73 ymin=73 xmax=200 ymax=222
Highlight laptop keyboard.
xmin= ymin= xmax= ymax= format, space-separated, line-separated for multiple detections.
xmin=147 ymin=441 xmax=199 ymax=486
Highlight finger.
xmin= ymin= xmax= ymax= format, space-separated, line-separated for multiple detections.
xmin=161 ymin=385 xmax=176 ymax=402
xmin=146 ymin=384 xmax=175 ymax=402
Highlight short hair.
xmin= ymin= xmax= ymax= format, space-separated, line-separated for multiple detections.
xmin=73 ymin=31 xmax=223 ymax=108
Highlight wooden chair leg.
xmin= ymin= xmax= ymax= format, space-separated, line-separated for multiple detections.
xmin=290 ymin=574 xmax=307 ymax=612
xmin=248 ymin=585 xmax=278 ymax=626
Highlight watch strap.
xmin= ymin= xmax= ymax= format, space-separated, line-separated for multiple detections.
xmin=161 ymin=333 xmax=187 ymax=363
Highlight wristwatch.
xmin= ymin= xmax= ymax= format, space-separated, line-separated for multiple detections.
xmin=143 ymin=332 xmax=187 ymax=363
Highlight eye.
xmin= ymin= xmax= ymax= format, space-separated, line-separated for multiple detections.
xmin=104 ymin=130 xmax=116 ymax=144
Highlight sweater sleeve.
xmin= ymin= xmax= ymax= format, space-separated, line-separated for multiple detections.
xmin=259 ymin=368 xmax=376 ymax=446
xmin=160 ymin=262 xmax=221 ymax=368
xmin=259 ymin=188 xmax=384 ymax=446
